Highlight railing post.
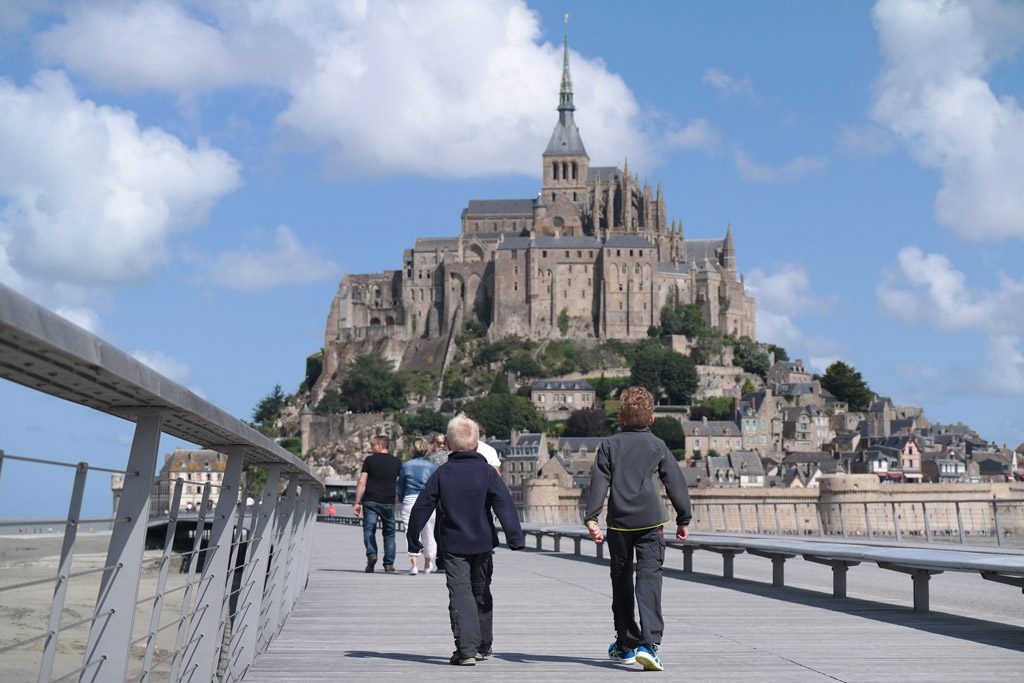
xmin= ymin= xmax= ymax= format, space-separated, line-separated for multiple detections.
xmin=140 ymin=478 xmax=184 ymax=682
xmin=993 ymin=501 xmax=1003 ymax=547
xmin=816 ymin=502 xmax=826 ymax=538
xmin=892 ymin=502 xmax=902 ymax=542
xmin=794 ymin=503 xmax=801 ymax=536
xmin=923 ymin=501 xmax=932 ymax=542
xmin=37 ymin=462 xmax=89 ymax=683
xmin=82 ymin=411 xmax=163 ymax=683
xmin=737 ymin=504 xmax=746 ymax=534
xmin=227 ymin=465 xmax=281 ymax=681
xmin=180 ymin=449 xmax=244 ymax=682
xmin=754 ymin=503 xmax=763 ymax=535
xmin=865 ymin=502 xmax=873 ymax=539
xmin=955 ymin=502 xmax=965 ymax=544
xmin=260 ymin=477 xmax=297 ymax=649
xmin=170 ymin=483 xmax=213 ymax=681
xmin=280 ymin=484 xmax=305 ymax=623
xmin=839 ymin=503 xmax=848 ymax=539
xmin=774 ymin=503 xmax=781 ymax=536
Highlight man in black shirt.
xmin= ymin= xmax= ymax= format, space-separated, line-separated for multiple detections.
xmin=353 ymin=435 xmax=402 ymax=573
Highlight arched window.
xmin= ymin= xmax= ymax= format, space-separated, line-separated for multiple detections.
xmin=553 ymin=162 xmax=560 ymax=180
xmin=572 ymin=161 xmax=578 ymax=179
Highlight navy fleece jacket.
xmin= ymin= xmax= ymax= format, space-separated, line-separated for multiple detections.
xmin=406 ymin=451 xmax=525 ymax=555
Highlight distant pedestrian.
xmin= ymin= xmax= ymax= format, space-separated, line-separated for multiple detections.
xmin=353 ymin=435 xmax=402 ymax=573
xmin=583 ymin=386 xmax=692 ymax=672
xmin=398 ymin=437 xmax=438 ymax=575
xmin=326 ymin=503 xmax=337 ymax=517
xmin=427 ymin=432 xmax=451 ymax=572
xmin=406 ymin=414 xmax=525 ymax=666
xmin=427 ymin=433 xmax=449 ymax=466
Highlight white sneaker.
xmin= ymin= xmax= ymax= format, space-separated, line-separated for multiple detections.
xmin=409 ymin=566 xmax=419 ymax=575
xmin=423 ymin=566 xmax=434 ymax=575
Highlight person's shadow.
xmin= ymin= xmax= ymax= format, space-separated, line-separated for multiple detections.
xmin=346 ymin=650 xmax=618 ymax=670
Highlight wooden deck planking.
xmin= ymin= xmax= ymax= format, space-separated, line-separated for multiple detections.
xmin=243 ymin=523 xmax=1024 ymax=682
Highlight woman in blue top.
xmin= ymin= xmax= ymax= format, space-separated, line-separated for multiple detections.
xmin=398 ymin=437 xmax=439 ymax=574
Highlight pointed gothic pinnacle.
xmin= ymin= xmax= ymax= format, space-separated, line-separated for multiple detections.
xmin=558 ymin=11 xmax=574 ymax=112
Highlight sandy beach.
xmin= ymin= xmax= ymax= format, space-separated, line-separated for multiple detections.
xmin=1 ymin=530 xmax=191 ymax=681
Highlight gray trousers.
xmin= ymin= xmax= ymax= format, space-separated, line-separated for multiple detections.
xmin=443 ymin=551 xmax=493 ymax=657
xmin=607 ymin=527 xmax=665 ymax=649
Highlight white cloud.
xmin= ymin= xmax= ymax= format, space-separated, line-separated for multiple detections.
xmin=0 ymin=70 xmax=242 ymax=290
xmin=203 ymin=225 xmax=340 ymax=291
xmin=131 ymin=349 xmax=206 ymax=397
xmin=36 ymin=0 xmax=656 ymax=177
xmin=733 ymin=149 xmax=827 ymax=183
xmin=54 ymin=306 xmax=102 ymax=334
xmin=702 ymin=67 xmax=753 ymax=97
xmin=877 ymin=245 xmax=1024 ymax=395
xmin=664 ymin=118 xmax=720 ymax=154
xmin=871 ymin=0 xmax=1024 ymax=240
xmin=746 ymin=265 xmax=841 ymax=364
xmin=876 ymin=246 xmax=1024 ymax=333
xmin=985 ymin=335 xmax=1024 ymax=395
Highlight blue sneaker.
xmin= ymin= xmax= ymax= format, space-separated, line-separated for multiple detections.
xmin=608 ymin=642 xmax=636 ymax=664
xmin=635 ymin=644 xmax=663 ymax=671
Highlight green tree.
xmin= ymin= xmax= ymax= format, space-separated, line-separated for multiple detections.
xmin=564 ymin=407 xmax=607 ymax=437
xmin=302 ymin=351 xmax=323 ymax=393
xmin=660 ymin=302 xmax=707 ymax=338
xmin=820 ymin=360 xmax=874 ymax=412
xmin=629 ymin=342 xmax=664 ymax=395
xmin=315 ymin=390 xmax=346 ymax=415
xmin=397 ymin=409 xmax=451 ymax=435
xmin=505 ymin=352 xmax=542 ymax=377
xmin=660 ymin=352 xmax=698 ymax=405
xmin=464 ymin=394 xmax=545 ymax=439
xmin=765 ymin=343 xmax=789 ymax=362
xmin=651 ymin=417 xmax=685 ymax=449
xmin=557 ymin=308 xmax=570 ymax=337
xmin=699 ymin=396 xmax=734 ymax=421
xmin=489 ymin=372 xmax=510 ymax=395
xmin=690 ymin=328 xmax=724 ymax=365
xmin=741 ymin=378 xmax=756 ymax=395
xmin=732 ymin=337 xmax=770 ymax=377
xmin=253 ymin=384 xmax=286 ymax=426
xmin=341 ymin=352 xmax=407 ymax=413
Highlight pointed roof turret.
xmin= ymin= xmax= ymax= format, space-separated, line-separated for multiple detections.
xmin=544 ymin=13 xmax=588 ymax=158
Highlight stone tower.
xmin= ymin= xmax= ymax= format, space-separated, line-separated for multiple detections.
xmin=539 ymin=14 xmax=589 ymax=232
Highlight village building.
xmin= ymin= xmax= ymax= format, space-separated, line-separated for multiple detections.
xmin=530 ymin=379 xmax=596 ymax=420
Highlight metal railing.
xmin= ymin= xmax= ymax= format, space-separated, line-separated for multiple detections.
xmin=0 ymin=282 xmax=323 ymax=682
xmin=689 ymin=499 xmax=1024 ymax=547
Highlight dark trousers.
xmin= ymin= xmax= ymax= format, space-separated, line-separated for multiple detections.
xmin=444 ymin=551 xmax=493 ymax=657
xmin=362 ymin=501 xmax=396 ymax=567
xmin=607 ymin=527 xmax=665 ymax=649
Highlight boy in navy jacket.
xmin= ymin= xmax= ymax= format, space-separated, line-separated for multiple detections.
xmin=406 ymin=413 xmax=525 ymax=666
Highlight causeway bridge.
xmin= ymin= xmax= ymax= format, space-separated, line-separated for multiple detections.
xmin=1 ymin=282 xmax=1023 ymax=681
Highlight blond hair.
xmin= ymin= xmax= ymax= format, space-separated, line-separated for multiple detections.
xmin=411 ymin=436 xmax=430 ymax=457
xmin=446 ymin=413 xmax=480 ymax=452
xmin=619 ymin=386 xmax=654 ymax=428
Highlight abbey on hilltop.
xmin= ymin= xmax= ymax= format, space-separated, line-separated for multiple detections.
xmin=317 ymin=23 xmax=756 ymax=385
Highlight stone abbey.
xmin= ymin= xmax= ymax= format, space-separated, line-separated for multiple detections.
xmin=319 ymin=27 xmax=756 ymax=382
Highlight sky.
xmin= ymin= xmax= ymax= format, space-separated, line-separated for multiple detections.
xmin=1 ymin=0 xmax=1022 ymax=517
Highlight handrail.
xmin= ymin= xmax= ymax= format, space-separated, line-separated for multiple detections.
xmin=0 ymin=283 xmax=323 ymax=682
xmin=509 ymin=523 xmax=1024 ymax=614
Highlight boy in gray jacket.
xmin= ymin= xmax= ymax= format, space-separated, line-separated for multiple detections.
xmin=583 ymin=386 xmax=692 ymax=671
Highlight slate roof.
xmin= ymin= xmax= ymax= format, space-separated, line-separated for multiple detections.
xmin=589 ymin=166 xmax=621 ymax=182
xmin=680 ymin=467 xmax=704 ymax=488
xmin=658 ymin=262 xmax=693 ymax=274
xmin=544 ymin=113 xmax=588 ymax=157
xmin=604 ymin=235 xmax=655 ymax=248
xmin=729 ymin=451 xmax=765 ymax=476
xmin=557 ymin=436 xmax=605 ymax=453
xmin=532 ymin=380 xmax=594 ymax=391
xmin=680 ymin=239 xmax=724 ymax=264
xmin=496 ymin=236 xmax=533 ymax=250
xmin=464 ymin=199 xmax=536 ymax=216
xmin=777 ymin=382 xmax=818 ymax=396
xmin=782 ymin=451 xmax=832 ymax=464
xmin=532 ymin=236 xmax=603 ymax=249
xmin=515 ymin=433 xmax=544 ymax=448
xmin=679 ymin=420 xmax=742 ymax=437
xmin=413 ymin=237 xmax=459 ymax=250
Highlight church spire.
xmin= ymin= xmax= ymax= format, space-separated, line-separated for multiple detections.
xmin=559 ymin=12 xmax=575 ymax=112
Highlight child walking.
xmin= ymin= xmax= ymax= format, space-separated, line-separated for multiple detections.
xmin=406 ymin=413 xmax=525 ymax=665
xmin=583 ymin=386 xmax=692 ymax=671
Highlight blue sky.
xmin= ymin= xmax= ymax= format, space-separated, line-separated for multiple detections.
xmin=1 ymin=0 xmax=1022 ymax=517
